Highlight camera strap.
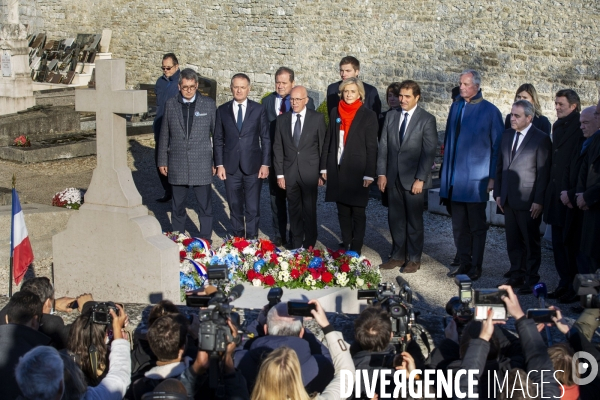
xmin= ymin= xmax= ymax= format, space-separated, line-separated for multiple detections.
xmin=88 ymin=321 xmax=99 ymax=377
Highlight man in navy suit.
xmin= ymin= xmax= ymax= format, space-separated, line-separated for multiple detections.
xmin=326 ymin=56 xmax=381 ymax=118
xmin=262 ymin=67 xmax=315 ymax=246
xmin=273 ymin=86 xmax=327 ymax=249
xmin=494 ymin=100 xmax=551 ymax=294
xmin=214 ymin=73 xmax=270 ymax=239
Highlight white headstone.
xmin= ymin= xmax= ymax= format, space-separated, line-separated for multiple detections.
xmin=53 ymin=59 xmax=180 ymax=304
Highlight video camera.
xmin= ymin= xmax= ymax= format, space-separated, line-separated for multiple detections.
xmin=446 ymin=275 xmax=507 ymax=327
xmin=574 ymin=273 xmax=600 ymax=308
xmin=357 ymin=276 xmax=414 ymax=350
xmin=186 ymin=265 xmax=244 ymax=389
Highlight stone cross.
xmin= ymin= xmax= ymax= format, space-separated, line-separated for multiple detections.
xmin=75 ymin=59 xmax=147 ymax=208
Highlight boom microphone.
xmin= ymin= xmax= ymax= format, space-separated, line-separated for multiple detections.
xmin=227 ymin=284 xmax=245 ymax=303
xmin=533 ymin=282 xmax=552 ymax=345
xmin=533 ymin=282 xmax=548 ymax=307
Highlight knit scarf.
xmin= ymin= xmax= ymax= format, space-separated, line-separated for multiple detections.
xmin=338 ymin=99 xmax=363 ymax=145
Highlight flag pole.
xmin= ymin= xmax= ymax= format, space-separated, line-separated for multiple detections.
xmin=9 ymin=174 xmax=15 ymax=297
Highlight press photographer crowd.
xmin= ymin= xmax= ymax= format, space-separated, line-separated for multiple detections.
xmin=2 ymin=272 xmax=600 ymax=400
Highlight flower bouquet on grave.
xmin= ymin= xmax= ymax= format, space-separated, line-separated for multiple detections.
xmin=165 ymin=232 xmax=214 ymax=301
xmin=233 ymin=243 xmax=382 ymax=291
xmin=51 ymin=187 xmax=84 ymax=210
xmin=13 ymin=135 xmax=31 ymax=147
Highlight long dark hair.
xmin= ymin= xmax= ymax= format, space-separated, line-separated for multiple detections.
xmin=66 ymin=311 xmax=109 ymax=386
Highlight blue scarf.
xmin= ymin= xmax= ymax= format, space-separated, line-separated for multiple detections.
xmin=582 ymin=130 xmax=600 ymax=155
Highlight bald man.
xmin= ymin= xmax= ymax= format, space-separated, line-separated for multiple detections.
xmin=576 ymin=100 xmax=600 ymax=273
xmin=272 ymin=86 xmax=327 ymax=249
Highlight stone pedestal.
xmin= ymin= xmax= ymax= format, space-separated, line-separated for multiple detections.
xmin=53 ymin=205 xmax=180 ymax=303
xmin=0 ymin=23 xmax=35 ymax=115
xmin=230 ymin=283 xmax=368 ymax=314
xmin=53 ymin=59 xmax=179 ymax=304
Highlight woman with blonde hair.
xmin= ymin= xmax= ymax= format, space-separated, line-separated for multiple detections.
xmin=250 ymin=300 xmax=354 ymax=400
xmin=504 ymin=83 xmax=551 ymax=134
xmin=322 ymin=77 xmax=379 ymax=256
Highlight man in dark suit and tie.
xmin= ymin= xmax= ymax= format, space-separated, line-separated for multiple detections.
xmin=494 ymin=100 xmax=552 ymax=294
xmin=377 ymin=80 xmax=438 ymax=273
xmin=326 ymin=56 xmax=381 ymax=118
xmin=272 ymin=86 xmax=327 ymax=249
xmin=214 ymin=73 xmax=270 ymax=239
xmin=262 ymin=67 xmax=316 ymax=246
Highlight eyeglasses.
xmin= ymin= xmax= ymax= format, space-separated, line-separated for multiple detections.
xmin=290 ymin=97 xmax=306 ymax=103
xmin=161 ymin=65 xmax=175 ymax=71
xmin=180 ymin=85 xmax=198 ymax=91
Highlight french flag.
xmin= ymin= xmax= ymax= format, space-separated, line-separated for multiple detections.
xmin=11 ymin=188 xmax=34 ymax=285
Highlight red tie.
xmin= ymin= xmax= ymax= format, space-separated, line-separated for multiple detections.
xmin=279 ymin=96 xmax=287 ymax=115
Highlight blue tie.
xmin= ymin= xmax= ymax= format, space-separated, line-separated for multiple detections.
xmin=236 ymin=104 xmax=243 ymax=132
xmin=399 ymin=112 xmax=408 ymax=145
xmin=293 ymin=114 xmax=302 ymax=147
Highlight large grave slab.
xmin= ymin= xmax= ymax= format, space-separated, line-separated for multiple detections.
xmin=53 ymin=59 xmax=180 ymax=304
xmin=230 ymin=283 xmax=369 ymax=314
xmin=0 ymin=132 xmax=96 ymax=162
xmin=0 ymin=105 xmax=80 ymax=146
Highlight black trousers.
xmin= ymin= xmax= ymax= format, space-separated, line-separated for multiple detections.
xmin=287 ymin=180 xmax=317 ymax=249
xmin=388 ymin=179 xmax=425 ymax=262
xmin=337 ymin=202 xmax=366 ymax=254
xmin=503 ymin=203 xmax=542 ymax=285
xmin=552 ymin=225 xmax=579 ymax=290
xmin=154 ymin=135 xmax=171 ymax=196
xmin=171 ymin=184 xmax=212 ymax=239
xmin=224 ymin=168 xmax=262 ymax=238
xmin=451 ymin=201 xmax=488 ymax=272
xmin=268 ymin=172 xmax=289 ymax=242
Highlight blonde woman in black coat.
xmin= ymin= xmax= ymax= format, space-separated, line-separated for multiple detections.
xmin=321 ymin=77 xmax=378 ymax=255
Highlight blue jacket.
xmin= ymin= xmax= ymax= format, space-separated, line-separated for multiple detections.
xmin=440 ymin=91 xmax=503 ymax=202
xmin=153 ymin=69 xmax=181 ymax=138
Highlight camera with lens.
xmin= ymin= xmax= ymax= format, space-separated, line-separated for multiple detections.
xmin=446 ymin=275 xmax=508 ymax=326
xmin=574 ymin=273 xmax=600 ymax=308
xmin=357 ymin=276 xmax=414 ymax=350
xmin=91 ymin=301 xmax=120 ymax=325
xmin=191 ymin=265 xmax=245 ymax=389
xmin=446 ymin=275 xmax=474 ymax=327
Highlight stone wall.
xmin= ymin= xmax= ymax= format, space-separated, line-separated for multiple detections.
xmin=18 ymin=0 xmax=600 ymax=128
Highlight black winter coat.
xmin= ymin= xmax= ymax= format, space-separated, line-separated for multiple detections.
xmin=577 ymin=133 xmax=600 ymax=260
xmin=544 ymin=111 xmax=583 ymax=226
xmin=324 ymin=105 xmax=378 ymax=207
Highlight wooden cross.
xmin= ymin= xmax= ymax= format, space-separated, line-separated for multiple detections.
xmin=76 ymin=59 xmax=147 ymax=208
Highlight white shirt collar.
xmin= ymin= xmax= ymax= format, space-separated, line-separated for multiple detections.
xmin=400 ymin=104 xmax=418 ymax=118
xmin=234 ymin=98 xmax=248 ymax=108
xmin=292 ymin=107 xmax=307 ymax=119
xmin=519 ymin=123 xmax=533 ymax=136
xmin=182 ymin=94 xmax=196 ymax=103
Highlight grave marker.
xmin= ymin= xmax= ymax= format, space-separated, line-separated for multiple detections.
xmin=53 ymin=59 xmax=180 ymax=304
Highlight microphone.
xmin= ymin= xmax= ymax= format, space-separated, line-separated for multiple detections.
xmin=533 ymin=282 xmax=548 ymax=308
xmin=227 ymin=284 xmax=245 ymax=302
xmin=533 ymin=282 xmax=552 ymax=345
xmin=396 ymin=276 xmax=410 ymax=290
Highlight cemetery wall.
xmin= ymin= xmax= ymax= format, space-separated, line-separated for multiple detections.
xmin=16 ymin=0 xmax=600 ymax=128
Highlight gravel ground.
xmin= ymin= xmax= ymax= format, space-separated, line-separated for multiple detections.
xmin=0 ymin=135 xmax=592 ymax=346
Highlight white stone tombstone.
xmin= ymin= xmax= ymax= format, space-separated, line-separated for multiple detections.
xmin=53 ymin=59 xmax=180 ymax=304
xmin=0 ymin=7 xmax=35 ymax=115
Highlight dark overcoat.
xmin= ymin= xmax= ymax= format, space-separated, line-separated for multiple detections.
xmin=324 ymin=105 xmax=378 ymax=207
xmin=543 ymin=110 xmax=582 ymax=226
xmin=577 ymin=133 xmax=600 ymax=261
